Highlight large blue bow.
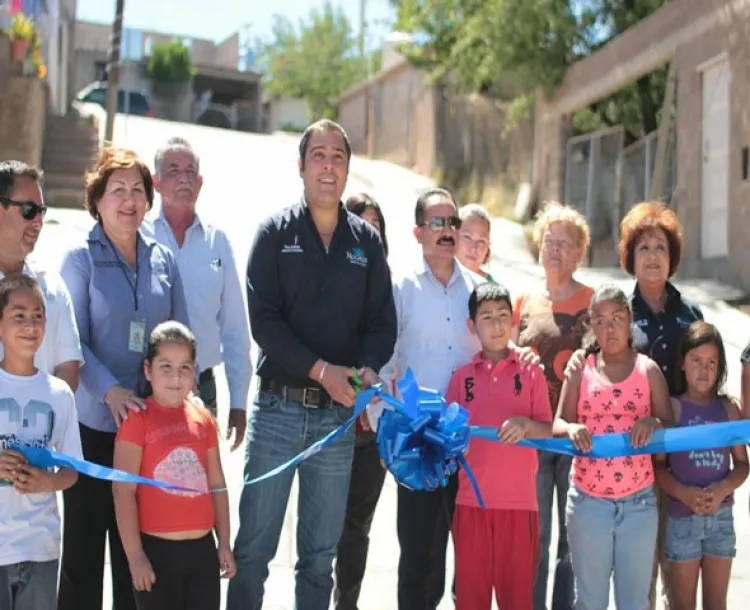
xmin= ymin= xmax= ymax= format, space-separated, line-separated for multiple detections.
xmin=376 ymin=368 xmax=486 ymax=506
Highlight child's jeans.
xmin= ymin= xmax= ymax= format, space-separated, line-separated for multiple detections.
xmin=0 ymin=560 xmax=59 ymax=610
xmin=566 ymin=485 xmax=658 ymax=610
xmin=664 ymin=504 xmax=736 ymax=562
xmin=453 ymin=505 xmax=539 ymax=610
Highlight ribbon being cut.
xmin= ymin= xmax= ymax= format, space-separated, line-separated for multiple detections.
xmin=10 ymin=367 xmax=750 ymax=502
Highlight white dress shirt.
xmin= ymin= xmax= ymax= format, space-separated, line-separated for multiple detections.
xmin=143 ymin=210 xmax=252 ymax=410
xmin=0 ymin=259 xmax=83 ymax=372
xmin=376 ymin=258 xmax=483 ymax=426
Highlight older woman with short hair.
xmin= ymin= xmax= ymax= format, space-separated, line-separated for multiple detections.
xmin=618 ymin=202 xmax=703 ymax=387
xmin=57 ymin=146 xmax=191 ymax=610
xmin=618 ymin=201 xmax=702 ymax=610
xmin=565 ymin=201 xmax=701 ymax=610
xmin=512 ymin=201 xmax=594 ymax=610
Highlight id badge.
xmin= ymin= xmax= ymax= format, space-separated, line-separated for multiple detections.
xmin=128 ymin=319 xmax=147 ymax=353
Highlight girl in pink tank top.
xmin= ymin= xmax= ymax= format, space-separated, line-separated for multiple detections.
xmin=553 ymin=285 xmax=673 ymax=609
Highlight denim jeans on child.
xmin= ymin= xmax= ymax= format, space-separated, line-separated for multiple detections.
xmin=0 ymin=560 xmax=59 ymax=610
xmin=566 ymin=485 xmax=658 ymax=610
xmin=226 ymin=392 xmax=355 ymax=610
xmin=664 ymin=504 xmax=736 ymax=562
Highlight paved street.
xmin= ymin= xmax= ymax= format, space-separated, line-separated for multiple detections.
xmin=34 ymin=114 xmax=750 ymax=608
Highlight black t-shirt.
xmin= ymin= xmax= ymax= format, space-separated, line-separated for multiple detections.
xmin=630 ymin=282 xmax=704 ymax=395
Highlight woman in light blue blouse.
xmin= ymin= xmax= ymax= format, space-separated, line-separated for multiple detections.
xmin=57 ymin=146 xmax=191 ymax=610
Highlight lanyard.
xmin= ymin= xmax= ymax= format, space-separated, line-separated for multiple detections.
xmin=106 ymin=234 xmax=140 ymax=312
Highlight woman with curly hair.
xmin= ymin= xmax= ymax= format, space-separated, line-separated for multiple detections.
xmin=512 ymin=200 xmax=594 ymax=610
xmin=566 ymin=200 xmax=703 ymax=610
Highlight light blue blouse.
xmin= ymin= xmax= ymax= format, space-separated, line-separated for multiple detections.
xmin=60 ymin=223 xmax=191 ymax=433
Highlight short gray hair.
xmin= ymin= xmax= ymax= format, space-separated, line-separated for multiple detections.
xmin=154 ymin=137 xmax=200 ymax=177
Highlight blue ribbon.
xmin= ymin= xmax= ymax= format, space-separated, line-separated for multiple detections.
xmin=11 ymin=387 xmax=377 ymax=493
xmin=472 ymin=419 xmax=750 ymax=458
xmin=9 ymin=368 xmax=750 ymax=505
xmin=376 ymin=368 xmax=486 ymax=506
xmin=374 ymin=369 xmax=750 ymax=507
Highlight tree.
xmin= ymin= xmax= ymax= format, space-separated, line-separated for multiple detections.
xmin=258 ymin=1 xmax=369 ymax=119
xmin=147 ymin=40 xmax=195 ymax=85
xmin=389 ymin=0 xmax=670 ymax=141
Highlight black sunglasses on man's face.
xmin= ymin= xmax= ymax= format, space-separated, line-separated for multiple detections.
xmin=420 ymin=216 xmax=461 ymax=231
xmin=0 ymin=196 xmax=47 ymax=221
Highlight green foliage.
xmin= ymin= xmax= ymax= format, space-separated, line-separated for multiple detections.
xmin=258 ymin=1 xmax=369 ymax=119
xmin=390 ymin=0 xmax=671 ymax=139
xmin=6 ymin=12 xmax=35 ymax=41
xmin=146 ymin=40 xmax=195 ymax=85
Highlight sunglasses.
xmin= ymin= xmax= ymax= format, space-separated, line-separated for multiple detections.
xmin=421 ymin=216 xmax=461 ymax=231
xmin=0 ymin=196 xmax=48 ymax=221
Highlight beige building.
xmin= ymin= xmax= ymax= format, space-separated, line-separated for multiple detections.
xmin=534 ymin=0 xmax=750 ymax=290
xmin=336 ymin=44 xmax=437 ymax=177
xmin=73 ymin=20 xmax=263 ymax=131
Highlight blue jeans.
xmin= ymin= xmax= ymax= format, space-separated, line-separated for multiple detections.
xmin=226 ymin=392 xmax=355 ymax=610
xmin=566 ymin=485 xmax=658 ymax=610
xmin=0 ymin=560 xmax=59 ymax=610
xmin=534 ymin=451 xmax=574 ymax=610
xmin=664 ymin=504 xmax=736 ymax=562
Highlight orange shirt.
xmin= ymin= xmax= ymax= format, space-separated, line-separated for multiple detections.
xmin=446 ymin=348 xmax=552 ymax=510
xmin=116 ymin=397 xmax=218 ymax=534
xmin=513 ymin=285 xmax=594 ymax=412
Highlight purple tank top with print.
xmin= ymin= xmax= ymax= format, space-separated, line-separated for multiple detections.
xmin=667 ymin=398 xmax=733 ymax=517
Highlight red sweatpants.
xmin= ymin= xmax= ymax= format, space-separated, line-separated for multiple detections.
xmin=453 ymin=505 xmax=539 ymax=610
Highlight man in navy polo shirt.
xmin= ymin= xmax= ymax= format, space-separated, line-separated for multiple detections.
xmin=227 ymin=119 xmax=397 ymax=610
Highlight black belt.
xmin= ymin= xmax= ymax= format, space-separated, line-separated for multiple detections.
xmin=199 ymin=368 xmax=214 ymax=385
xmin=259 ymin=378 xmax=335 ymax=409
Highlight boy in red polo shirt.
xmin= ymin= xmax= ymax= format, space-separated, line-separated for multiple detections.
xmin=446 ymin=282 xmax=552 ymax=610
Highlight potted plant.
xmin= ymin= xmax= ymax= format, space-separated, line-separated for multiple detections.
xmin=6 ymin=13 xmax=34 ymax=62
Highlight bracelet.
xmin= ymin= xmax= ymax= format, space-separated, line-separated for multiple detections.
xmin=318 ymin=361 xmax=328 ymax=383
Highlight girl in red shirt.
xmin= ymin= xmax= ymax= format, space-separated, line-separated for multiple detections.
xmin=113 ymin=321 xmax=235 ymax=610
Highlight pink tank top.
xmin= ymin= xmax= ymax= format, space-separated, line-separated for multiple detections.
xmin=573 ymin=353 xmax=654 ymax=498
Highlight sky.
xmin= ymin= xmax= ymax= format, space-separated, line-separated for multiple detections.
xmin=76 ymin=0 xmax=397 ymax=55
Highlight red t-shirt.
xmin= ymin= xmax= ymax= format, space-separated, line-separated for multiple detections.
xmin=446 ymin=348 xmax=552 ymax=510
xmin=116 ymin=397 xmax=218 ymax=534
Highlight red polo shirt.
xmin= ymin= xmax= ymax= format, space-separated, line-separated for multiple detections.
xmin=446 ymin=348 xmax=552 ymax=510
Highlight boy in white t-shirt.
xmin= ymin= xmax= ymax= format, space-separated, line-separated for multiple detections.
xmin=0 ymin=274 xmax=82 ymax=610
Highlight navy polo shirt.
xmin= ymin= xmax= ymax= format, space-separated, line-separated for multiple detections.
xmin=630 ymin=282 xmax=703 ymax=395
xmin=247 ymin=199 xmax=397 ymax=389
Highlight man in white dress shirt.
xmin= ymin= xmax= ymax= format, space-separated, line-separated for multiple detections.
xmin=144 ymin=138 xmax=251 ymax=449
xmin=382 ymin=188 xmax=537 ymax=609
xmin=0 ymin=161 xmax=82 ymax=391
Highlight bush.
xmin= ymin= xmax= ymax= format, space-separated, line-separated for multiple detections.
xmin=146 ymin=40 xmax=195 ymax=85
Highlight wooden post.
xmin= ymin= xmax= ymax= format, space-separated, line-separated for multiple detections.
xmin=650 ymin=61 xmax=677 ymax=202
xmin=104 ymin=0 xmax=124 ymax=143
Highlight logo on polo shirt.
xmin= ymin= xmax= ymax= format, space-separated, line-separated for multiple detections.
xmin=514 ymin=374 xmax=522 ymax=395
xmin=346 ymin=247 xmax=368 ymax=267
xmin=464 ymin=377 xmax=475 ymax=403
xmin=281 ymin=235 xmax=303 ymax=254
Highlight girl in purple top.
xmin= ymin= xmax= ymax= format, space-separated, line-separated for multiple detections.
xmin=654 ymin=321 xmax=748 ymax=610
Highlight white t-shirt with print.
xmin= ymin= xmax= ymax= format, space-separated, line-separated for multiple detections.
xmin=0 ymin=368 xmax=82 ymax=565
xmin=0 ymin=260 xmax=83 ymax=373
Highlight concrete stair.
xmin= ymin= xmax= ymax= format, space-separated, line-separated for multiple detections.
xmin=42 ymin=113 xmax=100 ymax=208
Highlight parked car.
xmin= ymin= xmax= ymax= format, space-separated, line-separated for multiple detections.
xmin=74 ymin=82 xmax=153 ymax=117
